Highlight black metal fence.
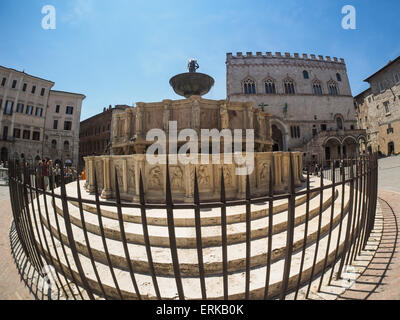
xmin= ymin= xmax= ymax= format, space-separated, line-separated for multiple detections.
xmin=8 ymin=154 xmax=378 ymax=300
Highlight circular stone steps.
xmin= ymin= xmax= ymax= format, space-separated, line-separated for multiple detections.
xmin=26 ymin=177 xmax=359 ymax=299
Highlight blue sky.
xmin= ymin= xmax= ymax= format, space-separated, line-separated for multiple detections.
xmin=0 ymin=0 xmax=399 ymax=120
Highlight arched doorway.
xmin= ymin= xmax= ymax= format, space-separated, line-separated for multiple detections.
xmin=342 ymin=136 xmax=358 ymax=158
xmin=324 ymin=137 xmax=342 ymax=163
xmin=1 ymin=148 xmax=8 ymax=162
xmin=272 ymin=125 xmax=283 ymax=151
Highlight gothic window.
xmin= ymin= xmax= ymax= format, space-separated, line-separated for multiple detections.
xmin=303 ymin=70 xmax=309 ymax=79
xmin=290 ymin=126 xmax=301 ymax=139
xmin=336 ymin=117 xmax=343 ymax=130
xmin=284 ymin=78 xmax=295 ymax=94
xmin=243 ymin=78 xmax=256 ymax=94
xmin=313 ymin=81 xmax=323 ymax=95
xmin=328 ymin=81 xmax=339 ymax=96
xmin=336 ymin=73 xmax=342 ymax=82
xmin=52 ymin=140 xmax=57 ymax=149
xmin=384 ymin=101 xmax=390 ymax=115
xmin=264 ymin=79 xmax=276 ymax=94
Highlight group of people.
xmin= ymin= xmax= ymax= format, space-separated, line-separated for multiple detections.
xmin=0 ymin=161 xmax=8 ymax=168
xmin=32 ymin=159 xmax=77 ymax=190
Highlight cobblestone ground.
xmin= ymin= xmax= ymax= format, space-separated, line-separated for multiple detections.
xmin=0 ymin=156 xmax=399 ymax=300
xmin=0 ymin=184 xmax=34 ymax=300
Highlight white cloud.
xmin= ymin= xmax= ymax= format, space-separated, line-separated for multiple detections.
xmin=62 ymin=0 xmax=94 ymax=25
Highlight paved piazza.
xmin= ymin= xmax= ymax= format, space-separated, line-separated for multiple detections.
xmin=0 ymin=156 xmax=399 ymax=300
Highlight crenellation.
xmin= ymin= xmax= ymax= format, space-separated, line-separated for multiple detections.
xmin=226 ymin=51 xmax=346 ymax=65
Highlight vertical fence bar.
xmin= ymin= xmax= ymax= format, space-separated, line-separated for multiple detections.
xmin=59 ymin=167 xmax=93 ymax=300
xmin=114 ymin=168 xmax=141 ymax=300
xmin=43 ymin=168 xmax=74 ymax=298
xmin=350 ymin=158 xmax=365 ymax=263
xmin=306 ymin=164 xmax=324 ymax=298
xmin=337 ymin=159 xmax=355 ymax=280
xmin=356 ymin=157 xmax=368 ymax=256
xmin=264 ymin=162 xmax=275 ymax=300
xmin=75 ymin=169 xmax=107 ymax=299
xmin=21 ymin=163 xmax=44 ymax=273
xmin=280 ymin=155 xmax=295 ymax=300
xmin=219 ymin=169 xmax=228 ymax=300
xmin=318 ymin=162 xmax=336 ymax=292
xmin=138 ymin=171 xmax=161 ymax=299
xmin=165 ymin=162 xmax=185 ymax=300
xmin=93 ymin=169 xmax=123 ymax=300
xmin=328 ymin=157 xmax=346 ymax=285
xmin=50 ymin=165 xmax=83 ymax=299
xmin=245 ymin=174 xmax=251 ymax=300
xmin=194 ymin=170 xmax=207 ymax=300
xmin=294 ymin=167 xmax=310 ymax=300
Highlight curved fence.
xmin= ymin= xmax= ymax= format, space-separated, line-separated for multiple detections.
xmin=8 ymin=154 xmax=378 ymax=300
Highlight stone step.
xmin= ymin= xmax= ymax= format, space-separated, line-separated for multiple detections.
xmin=64 ymin=182 xmax=320 ymax=227
xmin=32 ymin=196 xmax=354 ymax=300
xmin=33 ymin=184 xmax=348 ymax=277
xmin=51 ymin=186 xmax=338 ymax=249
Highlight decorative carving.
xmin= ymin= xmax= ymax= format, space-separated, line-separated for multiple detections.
xmin=197 ymin=165 xmax=210 ymax=186
xmin=149 ymin=166 xmax=162 ymax=189
xmin=114 ymin=163 xmax=124 ymax=189
xmin=222 ymin=165 xmax=233 ymax=187
xmin=127 ymin=165 xmax=135 ymax=189
xmin=170 ymin=167 xmax=183 ymax=190
xmin=259 ymin=162 xmax=270 ymax=183
xmin=220 ymin=104 xmax=230 ymax=129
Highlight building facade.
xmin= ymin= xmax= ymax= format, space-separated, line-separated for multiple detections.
xmin=79 ymin=105 xmax=129 ymax=168
xmin=0 ymin=65 xmax=85 ymax=165
xmin=355 ymin=56 xmax=400 ymax=156
xmin=226 ymin=51 xmax=365 ymax=163
xmin=44 ymin=90 xmax=85 ymax=166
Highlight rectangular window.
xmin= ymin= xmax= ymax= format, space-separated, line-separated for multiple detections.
xmin=66 ymin=106 xmax=74 ymax=115
xmin=53 ymin=120 xmax=58 ymax=130
xmin=4 ymin=100 xmax=14 ymax=115
xmin=13 ymin=128 xmax=21 ymax=138
xmin=35 ymin=107 xmax=43 ymax=117
xmin=380 ymin=82 xmax=385 ymax=92
xmin=23 ymin=130 xmax=30 ymax=140
xmin=64 ymin=121 xmax=72 ymax=131
xmin=32 ymin=131 xmax=40 ymax=141
xmin=16 ymin=103 xmax=24 ymax=113
xmin=2 ymin=126 xmax=8 ymax=140
xmin=321 ymin=124 xmax=327 ymax=131
xmin=31 ymin=85 xmax=36 ymax=94
xmin=26 ymin=105 xmax=33 ymax=115
xmin=384 ymin=101 xmax=390 ymax=115
xmin=40 ymin=88 xmax=45 ymax=96
xmin=395 ymin=73 xmax=399 ymax=84
xmin=1 ymin=78 xmax=6 ymax=86
xmin=12 ymin=80 xmax=17 ymax=89
xmin=55 ymin=105 xmax=60 ymax=113
xmin=22 ymin=83 xmax=27 ymax=92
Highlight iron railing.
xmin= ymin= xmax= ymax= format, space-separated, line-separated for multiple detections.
xmin=8 ymin=154 xmax=378 ymax=300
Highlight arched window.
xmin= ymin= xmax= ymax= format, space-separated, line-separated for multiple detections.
xmin=336 ymin=73 xmax=342 ymax=82
xmin=312 ymin=80 xmax=323 ymax=95
xmin=284 ymin=78 xmax=295 ymax=94
xmin=328 ymin=81 xmax=339 ymax=96
xmin=51 ymin=140 xmax=57 ymax=149
xmin=64 ymin=141 xmax=70 ymax=151
xmin=243 ymin=78 xmax=256 ymax=94
xmin=264 ymin=79 xmax=276 ymax=94
xmin=303 ymin=70 xmax=309 ymax=79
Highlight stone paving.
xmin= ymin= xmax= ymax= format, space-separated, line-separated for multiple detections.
xmin=0 ymin=156 xmax=399 ymax=300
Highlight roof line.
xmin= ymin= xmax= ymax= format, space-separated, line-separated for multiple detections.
xmin=364 ymin=56 xmax=400 ymax=82
xmin=0 ymin=65 xmax=55 ymax=85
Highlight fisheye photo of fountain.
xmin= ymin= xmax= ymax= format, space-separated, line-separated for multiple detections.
xmin=0 ymin=0 xmax=399 ymax=314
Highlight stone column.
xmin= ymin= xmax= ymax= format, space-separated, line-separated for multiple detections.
xmin=87 ymin=157 xmax=95 ymax=193
xmin=273 ymin=152 xmax=283 ymax=192
xmin=282 ymin=153 xmax=290 ymax=187
xmin=102 ymin=157 xmax=112 ymax=199
xmin=134 ymin=155 xmax=145 ymax=201
xmin=122 ymin=158 xmax=128 ymax=193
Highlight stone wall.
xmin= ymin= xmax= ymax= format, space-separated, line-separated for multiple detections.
xmin=84 ymin=152 xmax=304 ymax=203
